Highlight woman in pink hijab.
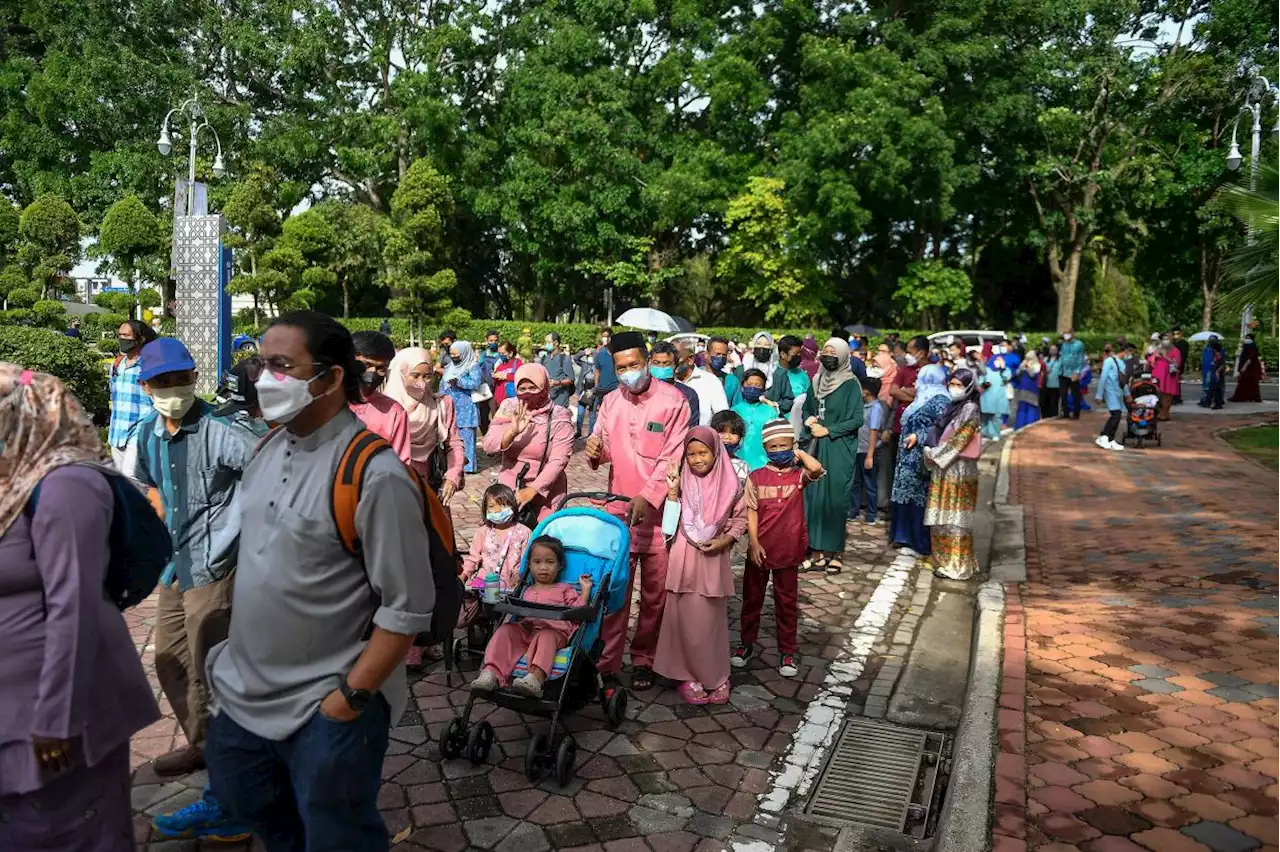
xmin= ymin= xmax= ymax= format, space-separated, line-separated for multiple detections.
xmin=653 ymin=427 xmax=748 ymax=705
xmin=384 ymin=347 xmax=465 ymax=504
xmin=482 ymin=362 xmax=575 ymax=522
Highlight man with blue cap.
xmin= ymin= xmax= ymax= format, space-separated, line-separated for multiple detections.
xmin=131 ymin=337 xmax=256 ymax=842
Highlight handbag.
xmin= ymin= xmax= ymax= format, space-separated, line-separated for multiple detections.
xmin=470 ymin=382 xmax=493 ymax=404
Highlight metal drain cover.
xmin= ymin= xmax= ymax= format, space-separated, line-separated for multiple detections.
xmin=805 ymin=718 xmax=943 ymax=836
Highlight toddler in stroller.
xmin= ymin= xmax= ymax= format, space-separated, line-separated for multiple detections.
xmin=1123 ymin=376 xmax=1163 ymax=448
xmin=439 ymin=495 xmax=633 ymax=785
xmin=455 ymin=483 xmax=531 ymax=658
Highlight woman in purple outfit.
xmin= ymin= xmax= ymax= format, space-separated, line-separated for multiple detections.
xmin=0 ymin=364 xmax=160 ymax=851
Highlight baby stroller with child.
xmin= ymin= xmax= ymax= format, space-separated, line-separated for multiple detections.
xmin=438 ymin=492 xmax=634 ymax=786
xmin=1122 ymin=376 xmax=1163 ymax=448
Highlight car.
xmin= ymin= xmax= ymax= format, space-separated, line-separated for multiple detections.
xmin=927 ymin=329 xmax=1009 ymax=353
xmin=232 ymin=333 xmax=259 ymax=353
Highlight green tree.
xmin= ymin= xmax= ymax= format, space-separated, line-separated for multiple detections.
xmin=18 ymin=195 xmax=80 ymax=299
xmin=222 ymin=169 xmax=290 ymax=327
xmin=0 ymin=202 xmax=19 ymax=259
xmin=1214 ymin=163 xmax=1279 ymax=314
xmin=718 ymin=178 xmax=824 ymax=325
xmin=384 ymin=161 xmax=458 ymax=339
xmin=7 ymin=287 xmax=40 ymax=308
xmin=893 ymin=261 xmax=974 ymax=330
xmin=96 ymin=195 xmax=163 ymax=293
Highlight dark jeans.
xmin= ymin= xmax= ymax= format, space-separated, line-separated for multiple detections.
xmin=848 ymin=451 xmax=878 ymax=521
xmin=1100 ymin=409 xmax=1122 ymax=441
xmin=1061 ymin=376 xmax=1082 ymax=418
xmin=206 ymin=697 xmax=391 ymax=852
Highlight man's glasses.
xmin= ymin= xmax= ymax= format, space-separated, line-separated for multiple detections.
xmin=245 ymin=355 xmax=325 ymax=379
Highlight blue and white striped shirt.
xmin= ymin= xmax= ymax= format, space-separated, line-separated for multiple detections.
xmin=108 ymin=357 xmax=153 ymax=450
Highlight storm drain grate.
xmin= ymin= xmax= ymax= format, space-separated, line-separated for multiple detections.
xmin=805 ymin=718 xmax=943 ymax=837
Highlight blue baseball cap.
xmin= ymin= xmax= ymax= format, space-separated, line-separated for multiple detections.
xmin=138 ymin=337 xmax=197 ymax=381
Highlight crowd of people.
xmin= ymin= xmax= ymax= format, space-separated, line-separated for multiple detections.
xmin=2 ymin=310 xmax=1269 ymax=851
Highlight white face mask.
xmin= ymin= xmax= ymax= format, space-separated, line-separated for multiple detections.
xmin=904 ymin=354 xmax=918 ymax=366
xmin=949 ymin=387 xmax=968 ymax=401
xmin=256 ymin=369 xmax=328 ymax=424
xmin=1063 ymin=333 xmax=1073 ymax=341
xmin=150 ymin=385 xmax=197 ymax=420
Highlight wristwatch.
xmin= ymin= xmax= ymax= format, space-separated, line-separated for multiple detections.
xmin=339 ymin=675 xmax=373 ymax=712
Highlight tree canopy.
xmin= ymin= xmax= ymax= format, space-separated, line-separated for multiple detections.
xmin=0 ymin=0 xmax=1274 ymax=331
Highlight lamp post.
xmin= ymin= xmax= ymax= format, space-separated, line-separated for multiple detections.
xmin=157 ymin=96 xmax=226 ymax=216
xmin=1225 ymin=75 xmax=1277 ymax=341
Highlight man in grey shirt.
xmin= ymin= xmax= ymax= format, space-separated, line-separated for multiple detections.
xmin=543 ymin=330 xmax=576 ymax=408
xmin=205 ymin=311 xmax=435 ymax=851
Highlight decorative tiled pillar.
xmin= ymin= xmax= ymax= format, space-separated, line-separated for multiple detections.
xmin=172 ymin=215 xmax=230 ymax=395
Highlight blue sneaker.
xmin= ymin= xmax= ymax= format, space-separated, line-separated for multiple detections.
xmin=151 ymin=793 xmax=251 ymax=841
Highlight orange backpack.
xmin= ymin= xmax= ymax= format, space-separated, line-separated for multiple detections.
xmin=257 ymin=428 xmax=462 ymax=637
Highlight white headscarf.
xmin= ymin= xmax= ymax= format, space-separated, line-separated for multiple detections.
xmin=740 ymin=331 xmax=779 ymax=389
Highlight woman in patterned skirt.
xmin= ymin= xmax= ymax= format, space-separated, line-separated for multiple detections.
xmin=923 ymin=368 xmax=983 ymax=580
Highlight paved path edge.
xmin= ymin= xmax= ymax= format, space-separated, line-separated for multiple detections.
xmin=933 ymin=579 xmax=1005 ymax=852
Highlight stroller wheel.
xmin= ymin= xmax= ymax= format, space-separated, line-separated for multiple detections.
xmin=439 ymin=717 xmax=466 ymax=760
xmin=467 ymin=721 xmax=495 ymax=765
xmin=554 ymin=736 xmax=577 ymax=787
xmin=525 ymin=732 xmax=550 ymax=782
xmin=604 ymin=688 xmax=628 ymax=729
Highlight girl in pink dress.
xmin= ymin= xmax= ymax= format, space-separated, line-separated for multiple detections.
xmin=653 ymin=427 xmax=748 ymax=705
xmin=470 ymin=537 xmax=592 ymax=699
xmin=491 ymin=342 xmax=524 ymax=408
xmin=458 ymin=484 xmax=532 ymax=628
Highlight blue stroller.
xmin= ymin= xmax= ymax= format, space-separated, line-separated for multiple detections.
xmin=438 ymin=493 xmax=634 ymax=786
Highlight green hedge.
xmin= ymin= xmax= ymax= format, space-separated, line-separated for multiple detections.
xmin=0 ymin=326 xmax=111 ymax=421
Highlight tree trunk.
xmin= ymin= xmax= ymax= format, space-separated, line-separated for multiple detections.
xmin=1055 ymin=244 xmax=1085 ymax=333
xmin=1199 ymin=245 xmax=1218 ymax=331
xmin=342 ymin=276 xmax=350 ymax=318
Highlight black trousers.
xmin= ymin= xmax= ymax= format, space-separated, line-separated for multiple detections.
xmin=1100 ymin=409 xmax=1122 ymax=440
xmin=1061 ymin=377 xmax=1082 ymax=418
xmin=1040 ymin=387 xmax=1060 ymax=419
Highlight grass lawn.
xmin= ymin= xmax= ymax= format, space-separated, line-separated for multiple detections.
xmin=1222 ymin=424 xmax=1279 ymax=470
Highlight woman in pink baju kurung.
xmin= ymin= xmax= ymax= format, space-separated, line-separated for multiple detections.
xmin=1148 ymin=342 xmax=1179 ymax=421
xmin=653 ymin=426 xmax=748 ymax=704
xmin=385 ymin=347 xmax=466 ymax=499
xmin=482 ymin=363 xmax=575 ymax=522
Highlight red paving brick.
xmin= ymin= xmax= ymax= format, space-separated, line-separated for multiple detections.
xmin=999 ymin=415 xmax=1280 ymax=852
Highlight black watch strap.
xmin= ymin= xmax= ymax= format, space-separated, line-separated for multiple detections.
xmin=339 ymin=675 xmax=373 ymax=712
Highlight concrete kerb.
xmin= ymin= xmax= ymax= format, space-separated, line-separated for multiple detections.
xmin=931 ymin=580 xmax=1005 ymax=852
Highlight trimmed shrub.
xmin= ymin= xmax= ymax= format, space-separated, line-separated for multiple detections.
xmin=0 ymin=326 xmax=111 ymax=421
xmin=6 ymin=287 xmax=39 ymax=308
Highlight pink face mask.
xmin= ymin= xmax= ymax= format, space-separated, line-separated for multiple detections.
xmin=405 ymin=378 xmax=428 ymax=399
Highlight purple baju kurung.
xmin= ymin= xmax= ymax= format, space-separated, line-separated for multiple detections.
xmin=0 ymin=466 xmax=160 ymax=850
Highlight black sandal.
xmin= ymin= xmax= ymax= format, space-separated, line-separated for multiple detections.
xmin=825 ymin=559 xmax=844 ymax=575
xmin=631 ymin=666 xmax=656 ymax=691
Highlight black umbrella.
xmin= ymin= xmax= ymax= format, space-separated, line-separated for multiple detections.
xmin=672 ymin=316 xmax=696 ymax=333
xmin=844 ymin=323 xmax=880 ymax=336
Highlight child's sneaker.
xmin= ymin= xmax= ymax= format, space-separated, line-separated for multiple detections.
xmin=511 ymin=673 xmax=544 ymax=698
xmin=730 ymin=644 xmax=754 ymax=668
xmin=779 ymin=655 xmax=799 ymax=678
xmin=470 ymin=670 xmax=499 ymax=693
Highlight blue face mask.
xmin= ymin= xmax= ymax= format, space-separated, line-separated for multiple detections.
xmin=488 ymin=343 xmax=499 ymax=352
xmin=619 ymin=368 xmax=649 ymax=392
xmin=766 ymin=449 xmax=796 ymax=467
xmin=742 ymin=386 xmax=765 ymax=403
xmin=486 ymin=507 xmax=514 ymax=525
xmin=709 ymin=355 xmax=728 ymax=371
xmin=723 ymin=440 xmax=740 ymax=456
xmin=649 ymin=365 xmax=675 ymax=381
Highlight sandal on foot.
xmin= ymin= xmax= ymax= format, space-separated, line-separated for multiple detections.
xmin=705 ymin=681 xmax=731 ymax=704
xmin=825 ymin=559 xmax=844 ymax=575
xmin=631 ymin=666 xmax=656 ymax=691
xmin=678 ymin=681 xmax=709 ymax=705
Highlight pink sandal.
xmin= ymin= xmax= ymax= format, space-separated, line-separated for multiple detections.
xmin=678 ymin=681 xmax=709 ymax=705
xmin=705 ymin=681 xmax=731 ymax=704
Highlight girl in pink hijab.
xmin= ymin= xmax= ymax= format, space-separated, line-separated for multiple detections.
xmin=653 ymin=427 xmax=748 ymax=704
xmin=482 ymin=362 xmax=575 ymax=522
xmin=384 ymin=347 xmax=465 ymax=504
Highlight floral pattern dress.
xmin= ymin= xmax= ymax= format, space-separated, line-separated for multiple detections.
xmin=891 ymin=395 xmax=949 ymax=507
xmin=923 ymin=401 xmax=982 ymax=580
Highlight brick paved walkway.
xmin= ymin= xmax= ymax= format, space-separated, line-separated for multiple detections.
xmin=997 ymin=415 xmax=1279 ymax=852
xmin=129 ymin=446 xmax=921 ymax=851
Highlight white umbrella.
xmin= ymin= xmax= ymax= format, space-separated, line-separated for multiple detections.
xmin=616 ymin=307 xmax=681 ymax=333
xmin=1189 ymin=331 xmax=1223 ymax=342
